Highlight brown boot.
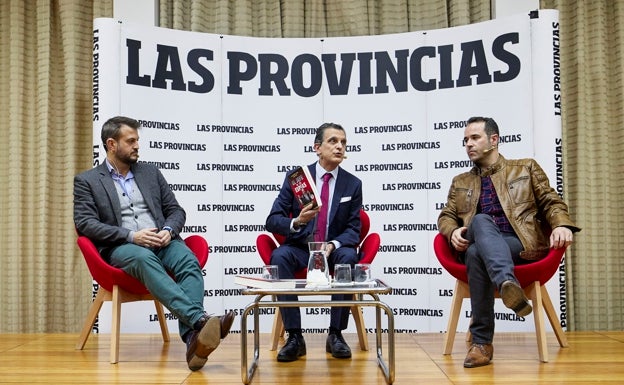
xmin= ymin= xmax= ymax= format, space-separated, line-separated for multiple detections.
xmin=463 ymin=343 xmax=493 ymax=368
xmin=501 ymin=280 xmax=532 ymax=317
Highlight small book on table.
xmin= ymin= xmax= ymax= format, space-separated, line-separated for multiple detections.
xmin=234 ymin=275 xmax=296 ymax=289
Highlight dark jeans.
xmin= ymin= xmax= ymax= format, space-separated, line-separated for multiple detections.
xmin=464 ymin=214 xmax=527 ymax=344
xmin=270 ymin=244 xmax=358 ymax=332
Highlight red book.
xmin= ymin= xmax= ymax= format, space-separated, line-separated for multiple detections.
xmin=288 ymin=166 xmax=322 ymax=209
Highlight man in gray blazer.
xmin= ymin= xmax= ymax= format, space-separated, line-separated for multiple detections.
xmin=73 ymin=116 xmax=233 ymax=371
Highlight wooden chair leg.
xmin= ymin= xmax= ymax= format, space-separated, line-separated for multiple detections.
xmin=540 ymin=284 xmax=569 ymax=347
xmin=443 ymin=280 xmax=469 ymax=354
xmin=270 ymin=307 xmax=284 ymax=351
xmin=110 ymin=285 xmax=122 ymax=364
xmin=76 ymin=289 xmax=108 ymax=350
xmin=526 ymin=281 xmax=548 ymax=362
xmin=153 ymin=300 xmax=170 ymax=342
xmin=350 ymin=305 xmax=369 ymax=351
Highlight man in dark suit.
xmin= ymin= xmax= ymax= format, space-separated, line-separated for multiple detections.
xmin=73 ymin=116 xmax=234 ymax=371
xmin=266 ymin=122 xmax=363 ymax=362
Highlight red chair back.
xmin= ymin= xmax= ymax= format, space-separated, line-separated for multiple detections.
xmin=256 ymin=234 xmax=277 ymax=266
xmin=433 ymin=232 xmax=565 ymax=288
xmin=183 ymin=234 xmax=209 ymax=267
xmin=359 ymin=209 xmax=370 ymax=243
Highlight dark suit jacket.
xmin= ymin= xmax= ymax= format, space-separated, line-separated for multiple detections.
xmin=266 ymin=162 xmax=362 ymax=248
xmin=73 ymin=162 xmax=185 ymax=252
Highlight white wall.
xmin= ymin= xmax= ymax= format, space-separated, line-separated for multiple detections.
xmin=113 ymin=0 xmax=158 ymax=26
xmin=492 ymin=0 xmax=540 ymax=18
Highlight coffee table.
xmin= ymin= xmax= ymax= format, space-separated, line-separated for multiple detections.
xmin=239 ymin=279 xmax=395 ymax=384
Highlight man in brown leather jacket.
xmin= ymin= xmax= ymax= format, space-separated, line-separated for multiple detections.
xmin=438 ymin=116 xmax=580 ymax=368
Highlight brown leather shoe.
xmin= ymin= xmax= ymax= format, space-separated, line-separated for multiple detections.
xmin=186 ymin=312 xmax=235 ymax=371
xmin=501 ymin=280 xmax=532 ymax=317
xmin=219 ymin=311 xmax=235 ymax=339
xmin=464 ymin=343 xmax=493 ymax=368
xmin=186 ymin=316 xmax=221 ymax=371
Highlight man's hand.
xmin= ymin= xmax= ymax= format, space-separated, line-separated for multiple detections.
xmin=451 ymin=227 xmax=469 ymax=252
xmin=133 ymin=227 xmax=170 ymax=248
xmin=550 ymin=226 xmax=573 ymax=249
xmin=325 ymin=242 xmax=335 ymax=257
xmin=296 ymin=202 xmax=320 ymax=227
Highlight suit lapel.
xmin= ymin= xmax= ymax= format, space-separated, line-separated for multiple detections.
xmin=97 ymin=163 xmax=123 ymax=226
xmin=329 ymin=168 xmax=347 ymax=224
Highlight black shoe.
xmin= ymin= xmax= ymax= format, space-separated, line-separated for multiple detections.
xmin=326 ymin=333 xmax=352 ymax=358
xmin=277 ymin=333 xmax=306 ymax=362
xmin=501 ymin=280 xmax=532 ymax=317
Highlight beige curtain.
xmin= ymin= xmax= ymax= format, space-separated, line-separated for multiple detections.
xmin=0 ymin=1 xmax=113 ymax=332
xmin=159 ymin=0 xmax=491 ymax=36
xmin=541 ymin=0 xmax=624 ymax=330
xmin=1 ymin=0 xmax=622 ymax=332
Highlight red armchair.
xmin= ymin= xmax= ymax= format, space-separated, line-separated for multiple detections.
xmin=433 ymin=232 xmax=568 ymax=362
xmin=75 ymin=235 xmax=209 ymax=363
xmin=256 ymin=209 xmax=381 ymax=351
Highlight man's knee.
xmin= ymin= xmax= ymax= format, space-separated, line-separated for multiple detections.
xmin=110 ymin=245 xmax=158 ymax=275
xmin=471 ymin=213 xmax=494 ymax=227
xmin=468 ymin=214 xmax=499 ymax=238
xmin=269 ymin=247 xmax=288 ymax=265
xmin=331 ymin=247 xmax=358 ymax=265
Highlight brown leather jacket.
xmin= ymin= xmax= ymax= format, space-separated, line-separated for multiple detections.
xmin=438 ymin=155 xmax=580 ymax=259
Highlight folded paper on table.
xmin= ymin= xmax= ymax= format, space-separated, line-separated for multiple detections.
xmin=234 ymin=275 xmax=296 ymax=289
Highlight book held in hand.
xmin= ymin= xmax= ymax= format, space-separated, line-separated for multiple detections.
xmin=234 ymin=275 xmax=297 ymax=289
xmin=288 ymin=166 xmax=321 ymax=209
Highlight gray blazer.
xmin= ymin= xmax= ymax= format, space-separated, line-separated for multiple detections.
xmin=73 ymin=161 xmax=185 ymax=252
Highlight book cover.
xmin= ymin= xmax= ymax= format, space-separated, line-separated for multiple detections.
xmin=288 ymin=166 xmax=321 ymax=209
xmin=234 ymin=275 xmax=297 ymax=289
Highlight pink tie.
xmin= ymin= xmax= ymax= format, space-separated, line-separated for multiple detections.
xmin=314 ymin=173 xmax=332 ymax=242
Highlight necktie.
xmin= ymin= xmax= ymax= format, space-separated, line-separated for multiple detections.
xmin=315 ymin=173 xmax=332 ymax=242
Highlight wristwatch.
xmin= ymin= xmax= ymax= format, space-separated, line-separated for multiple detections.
xmin=162 ymin=226 xmax=175 ymax=238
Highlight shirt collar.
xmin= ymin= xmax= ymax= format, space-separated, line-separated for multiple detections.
xmin=105 ymin=159 xmax=134 ymax=180
xmin=315 ymin=162 xmax=338 ymax=180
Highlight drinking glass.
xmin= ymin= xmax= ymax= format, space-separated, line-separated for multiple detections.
xmin=333 ymin=264 xmax=352 ymax=286
xmin=262 ymin=265 xmax=279 ymax=280
xmin=354 ymin=263 xmax=372 ymax=283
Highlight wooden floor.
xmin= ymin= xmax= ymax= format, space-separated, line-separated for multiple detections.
xmin=1 ymin=331 xmax=623 ymax=384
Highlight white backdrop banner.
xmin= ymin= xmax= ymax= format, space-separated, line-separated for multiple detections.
xmin=90 ymin=10 xmax=566 ymax=335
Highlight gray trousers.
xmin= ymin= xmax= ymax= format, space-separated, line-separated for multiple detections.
xmin=464 ymin=214 xmax=527 ymax=344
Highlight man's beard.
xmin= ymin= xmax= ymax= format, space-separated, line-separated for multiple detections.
xmin=119 ymin=152 xmax=139 ymax=165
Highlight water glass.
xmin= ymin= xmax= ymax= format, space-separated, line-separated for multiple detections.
xmin=262 ymin=265 xmax=279 ymax=280
xmin=333 ymin=264 xmax=352 ymax=285
xmin=354 ymin=263 xmax=372 ymax=283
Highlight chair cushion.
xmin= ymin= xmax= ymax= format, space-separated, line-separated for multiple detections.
xmin=433 ymin=233 xmax=565 ymax=288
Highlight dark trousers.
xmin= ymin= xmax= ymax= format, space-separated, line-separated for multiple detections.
xmin=270 ymin=244 xmax=358 ymax=332
xmin=464 ymin=214 xmax=528 ymax=344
